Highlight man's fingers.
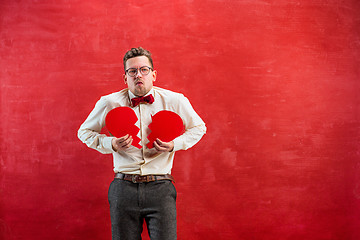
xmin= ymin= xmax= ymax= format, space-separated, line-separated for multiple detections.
xmin=153 ymin=140 xmax=165 ymax=151
xmin=155 ymin=138 xmax=162 ymax=146
xmin=117 ymin=134 xmax=130 ymax=142
xmin=123 ymin=138 xmax=133 ymax=148
xmin=118 ymin=135 xmax=132 ymax=147
xmin=112 ymin=134 xmax=133 ymax=151
xmin=156 ymin=138 xmax=169 ymax=147
xmin=154 ymin=139 xmax=174 ymax=152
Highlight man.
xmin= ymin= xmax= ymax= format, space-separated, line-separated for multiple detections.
xmin=77 ymin=47 xmax=206 ymax=240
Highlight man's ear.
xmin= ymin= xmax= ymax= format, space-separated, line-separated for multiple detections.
xmin=123 ymin=74 xmax=127 ymax=85
xmin=152 ymin=70 xmax=157 ymax=82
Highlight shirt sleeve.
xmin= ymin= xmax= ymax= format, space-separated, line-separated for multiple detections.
xmin=172 ymin=94 xmax=207 ymax=152
xmin=77 ymin=96 xmax=115 ymax=154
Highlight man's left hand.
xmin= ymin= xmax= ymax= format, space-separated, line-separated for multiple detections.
xmin=153 ymin=139 xmax=174 ymax=152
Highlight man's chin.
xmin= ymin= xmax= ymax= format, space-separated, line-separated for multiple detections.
xmin=134 ymin=88 xmax=148 ymax=97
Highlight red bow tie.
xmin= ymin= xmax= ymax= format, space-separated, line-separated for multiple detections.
xmin=131 ymin=94 xmax=154 ymax=107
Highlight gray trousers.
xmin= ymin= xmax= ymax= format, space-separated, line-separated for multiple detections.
xmin=108 ymin=179 xmax=177 ymax=240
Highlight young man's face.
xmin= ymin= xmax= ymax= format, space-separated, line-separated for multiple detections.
xmin=123 ymin=56 xmax=157 ymax=97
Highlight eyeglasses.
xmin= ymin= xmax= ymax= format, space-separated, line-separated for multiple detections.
xmin=125 ymin=66 xmax=153 ymax=77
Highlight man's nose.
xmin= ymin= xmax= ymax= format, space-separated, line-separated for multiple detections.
xmin=135 ymin=69 xmax=143 ymax=77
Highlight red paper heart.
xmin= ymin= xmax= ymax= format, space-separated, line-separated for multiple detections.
xmin=147 ymin=110 xmax=185 ymax=149
xmin=105 ymin=107 xmax=142 ymax=149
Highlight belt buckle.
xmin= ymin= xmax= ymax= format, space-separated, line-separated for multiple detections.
xmin=132 ymin=175 xmax=138 ymax=183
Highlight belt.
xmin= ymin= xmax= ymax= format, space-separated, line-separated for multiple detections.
xmin=114 ymin=173 xmax=175 ymax=183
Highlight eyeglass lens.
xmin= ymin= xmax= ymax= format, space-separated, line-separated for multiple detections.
xmin=127 ymin=67 xmax=151 ymax=77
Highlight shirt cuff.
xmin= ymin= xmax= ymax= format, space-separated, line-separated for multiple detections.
xmin=103 ymin=136 xmax=116 ymax=153
xmin=172 ymin=136 xmax=183 ymax=152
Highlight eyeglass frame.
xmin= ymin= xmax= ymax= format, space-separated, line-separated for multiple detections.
xmin=125 ymin=66 xmax=153 ymax=77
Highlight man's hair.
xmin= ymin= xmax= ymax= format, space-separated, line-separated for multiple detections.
xmin=123 ymin=47 xmax=154 ymax=70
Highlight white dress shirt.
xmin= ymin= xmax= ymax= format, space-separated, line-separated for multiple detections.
xmin=78 ymin=87 xmax=206 ymax=175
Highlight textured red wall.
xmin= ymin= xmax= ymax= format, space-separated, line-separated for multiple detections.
xmin=1 ymin=0 xmax=360 ymax=239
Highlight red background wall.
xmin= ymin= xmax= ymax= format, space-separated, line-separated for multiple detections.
xmin=1 ymin=0 xmax=360 ymax=239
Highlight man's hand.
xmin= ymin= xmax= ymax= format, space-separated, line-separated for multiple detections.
xmin=112 ymin=134 xmax=133 ymax=152
xmin=153 ymin=138 xmax=174 ymax=152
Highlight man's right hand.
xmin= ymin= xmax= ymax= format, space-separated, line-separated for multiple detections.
xmin=111 ymin=134 xmax=133 ymax=152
